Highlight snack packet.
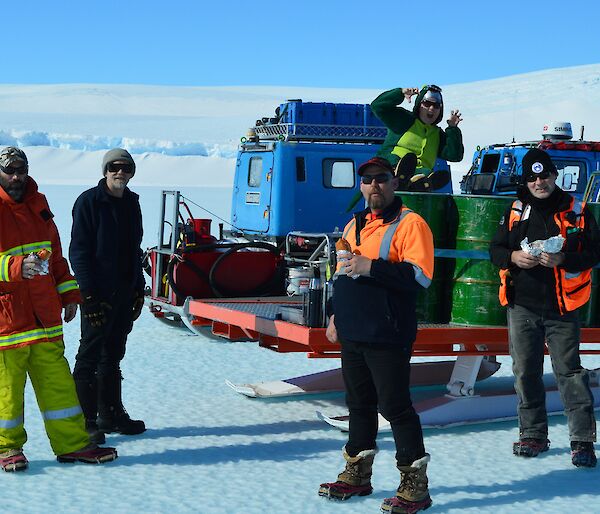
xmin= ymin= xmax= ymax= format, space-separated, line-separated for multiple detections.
xmin=520 ymin=236 xmax=565 ymax=257
xmin=32 ymin=248 xmax=52 ymax=275
xmin=335 ymin=238 xmax=360 ymax=279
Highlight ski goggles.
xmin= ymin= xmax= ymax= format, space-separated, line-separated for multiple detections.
xmin=0 ymin=163 xmax=28 ymax=175
xmin=525 ymin=170 xmax=552 ymax=182
xmin=361 ymin=173 xmax=392 ymax=185
xmin=106 ymin=162 xmax=134 ymax=174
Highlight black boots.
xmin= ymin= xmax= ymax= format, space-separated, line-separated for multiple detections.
xmin=74 ymin=379 xmax=106 ymax=445
xmin=97 ymin=373 xmax=146 ymax=435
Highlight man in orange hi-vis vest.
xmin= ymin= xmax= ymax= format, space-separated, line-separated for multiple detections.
xmin=490 ymin=148 xmax=599 ymax=468
xmin=318 ymin=157 xmax=435 ymax=514
xmin=0 ymin=147 xmax=117 ymax=472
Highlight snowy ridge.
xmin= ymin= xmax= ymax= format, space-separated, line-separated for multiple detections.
xmin=2 ymin=64 xmax=600 ymax=188
xmin=0 ymin=129 xmax=237 ymax=158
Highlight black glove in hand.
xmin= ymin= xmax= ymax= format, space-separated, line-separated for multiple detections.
xmin=132 ymin=291 xmax=144 ymax=321
xmin=82 ymin=296 xmax=112 ymax=327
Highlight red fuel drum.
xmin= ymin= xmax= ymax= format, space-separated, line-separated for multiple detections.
xmin=171 ymin=248 xmax=281 ymax=302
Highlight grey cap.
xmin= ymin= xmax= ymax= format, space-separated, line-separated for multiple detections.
xmin=0 ymin=146 xmax=28 ymax=169
xmin=101 ymin=148 xmax=135 ymax=175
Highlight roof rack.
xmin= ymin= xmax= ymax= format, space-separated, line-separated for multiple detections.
xmin=253 ymin=123 xmax=387 ymax=143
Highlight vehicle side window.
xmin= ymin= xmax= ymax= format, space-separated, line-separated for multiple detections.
xmin=296 ymin=157 xmax=306 ymax=182
xmin=323 ymin=159 xmax=355 ymax=188
xmin=248 ymin=157 xmax=262 ymax=187
xmin=554 ymin=160 xmax=585 ymax=194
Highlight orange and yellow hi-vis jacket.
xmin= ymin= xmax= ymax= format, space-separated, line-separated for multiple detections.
xmin=0 ymin=178 xmax=80 ymax=350
xmin=332 ymin=198 xmax=434 ymax=345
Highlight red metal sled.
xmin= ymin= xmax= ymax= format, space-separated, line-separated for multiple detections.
xmin=186 ymin=297 xmax=600 ymax=359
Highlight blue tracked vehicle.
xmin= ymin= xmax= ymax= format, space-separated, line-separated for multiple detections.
xmin=460 ymin=121 xmax=600 ymax=199
xmin=227 ymin=99 xmax=451 ymax=243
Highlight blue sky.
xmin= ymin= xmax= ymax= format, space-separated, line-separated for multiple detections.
xmin=9 ymin=0 xmax=600 ymax=88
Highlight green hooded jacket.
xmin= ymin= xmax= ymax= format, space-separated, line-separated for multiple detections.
xmin=371 ymin=87 xmax=464 ymax=171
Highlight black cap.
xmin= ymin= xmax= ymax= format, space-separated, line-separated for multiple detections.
xmin=522 ymin=148 xmax=557 ymax=181
xmin=357 ymin=157 xmax=394 ymax=176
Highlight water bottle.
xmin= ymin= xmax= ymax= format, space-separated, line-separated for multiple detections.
xmin=306 ymin=277 xmax=323 ymax=327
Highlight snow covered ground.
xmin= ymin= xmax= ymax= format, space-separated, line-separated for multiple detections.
xmin=3 ymin=65 xmax=600 ymax=512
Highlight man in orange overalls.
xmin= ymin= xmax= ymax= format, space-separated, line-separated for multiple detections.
xmin=0 ymin=146 xmax=117 ymax=472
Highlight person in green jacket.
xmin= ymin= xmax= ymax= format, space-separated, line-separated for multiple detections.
xmin=371 ymin=85 xmax=464 ymax=191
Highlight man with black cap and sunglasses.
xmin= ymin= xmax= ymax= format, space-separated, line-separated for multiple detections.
xmin=490 ymin=148 xmax=599 ymax=468
xmin=371 ymin=85 xmax=464 ymax=192
xmin=319 ymin=157 xmax=435 ymax=513
xmin=0 ymin=146 xmax=117 ymax=472
xmin=69 ymin=148 xmax=146 ymax=444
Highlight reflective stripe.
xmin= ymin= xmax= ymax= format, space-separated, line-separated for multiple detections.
xmin=0 ymin=241 xmax=52 ymax=257
xmin=56 ymin=280 xmax=78 ymax=295
xmin=379 ymin=209 xmax=413 ymax=260
xmin=0 ymin=415 xmax=24 ymax=429
xmin=342 ymin=219 xmax=356 ymax=240
xmin=0 ymin=325 xmax=63 ymax=349
xmin=42 ymin=405 xmax=82 ymax=421
xmin=0 ymin=255 xmax=9 ymax=282
xmin=566 ymin=271 xmax=582 ymax=279
xmin=409 ymin=262 xmax=432 ymax=288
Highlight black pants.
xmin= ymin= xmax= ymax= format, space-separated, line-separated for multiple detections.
xmin=341 ymin=339 xmax=425 ymax=466
xmin=73 ymin=290 xmax=134 ymax=381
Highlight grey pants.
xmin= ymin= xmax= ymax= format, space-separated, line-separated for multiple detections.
xmin=507 ymin=304 xmax=596 ymax=442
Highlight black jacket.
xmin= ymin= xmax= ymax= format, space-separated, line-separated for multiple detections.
xmin=332 ymin=198 xmax=426 ymax=347
xmin=489 ymin=187 xmax=600 ymax=314
xmin=69 ymin=179 xmax=145 ymax=299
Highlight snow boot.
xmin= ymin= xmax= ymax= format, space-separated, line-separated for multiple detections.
xmin=513 ymin=438 xmax=550 ymax=458
xmin=571 ymin=441 xmax=597 ymax=468
xmin=97 ymin=372 xmax=146 ymax=435
xmin=381 ymin=454 xmax=432 ymax=514
xmin=319 ymin=447 xmax=377 ymax=500
xmin=57 ymin=444 xmax=118 ymax=464
xmin=0 ymin=449 xmax=28 ymax=472
xmin=75 ymin=379 xmax=105 ymax=444
xmin=407 ymin=170 xmax=450 ymax=192
xmin=394 ymin=153 xmax=417 ymax=190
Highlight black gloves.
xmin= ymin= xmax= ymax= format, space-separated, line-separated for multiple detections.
xmin=132 ymin=290 xmax=145 ymax=321
xmin=81 ymin=296 xmax=112 ymax=328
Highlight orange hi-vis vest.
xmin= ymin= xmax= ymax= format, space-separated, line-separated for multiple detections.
xmin=499 ymin=198 xmax=590 ymax=314
xmin=340 ymin=206 xmax=434 ymax=288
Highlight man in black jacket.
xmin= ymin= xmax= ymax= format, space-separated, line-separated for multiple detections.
xmin=489 ymin=148 xmax=598 ymax=468
xmin=69 ymin=148 xmax=146 ymax=443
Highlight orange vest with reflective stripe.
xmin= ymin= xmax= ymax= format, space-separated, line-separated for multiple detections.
xmin=340 ymin=206 xmax=434 ymax=287
xmin=499 ymin=198 xmax=591 ymax=314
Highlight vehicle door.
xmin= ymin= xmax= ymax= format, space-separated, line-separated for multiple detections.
xmin=231 ymin=150 xmax=274 ymax=233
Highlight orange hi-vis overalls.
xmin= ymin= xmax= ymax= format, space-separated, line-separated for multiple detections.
xmin=0 ymin=178 xmax=88 ymax=455
xmin=498 ymin=198 xmax=591 ymax=314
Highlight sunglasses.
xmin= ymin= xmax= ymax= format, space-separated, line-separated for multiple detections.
xmin=525 ymin=171 xmax=551 ymax=182
xmin=106 ymin=162 xmax=134 ymax=174
xmin=361 ymin=173 xmax=392 ymax=185
xmin=0 ymin=164 xmax=28 ymax=175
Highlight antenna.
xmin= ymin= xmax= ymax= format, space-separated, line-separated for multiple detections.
xmin=580 ymin=125 xmax=585 ymax=140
